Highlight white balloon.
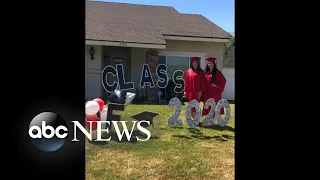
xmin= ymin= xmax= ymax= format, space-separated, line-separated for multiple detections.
xmin=85 ymin=101 xmax=99 ymax=115
xmin=100 ymin=107 xmax=108 ymax=121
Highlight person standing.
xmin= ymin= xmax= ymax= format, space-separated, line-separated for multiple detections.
xmin=202 ymin=57 xmax=226 ymax=116
xmin=184 ymin=56 xmax=206 ymax=120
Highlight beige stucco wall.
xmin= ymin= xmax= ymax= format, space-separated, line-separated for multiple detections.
xmin=165 ymin=40 xmax=225 ymax=70
xmin=85 ymin=45 xmax=103 ymax=100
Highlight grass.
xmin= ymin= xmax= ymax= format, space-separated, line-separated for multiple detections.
xmin=86 ymin=102 xmax=235 ymax=180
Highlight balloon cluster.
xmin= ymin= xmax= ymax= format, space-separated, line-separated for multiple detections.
xmin=85 ymin=98 xmax=108 ymax=130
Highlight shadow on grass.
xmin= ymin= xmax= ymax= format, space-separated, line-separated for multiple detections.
xmin=170 ymin=127 xmax=184 ymax=129
xmin=198 ymin=122 xmax=235 ymax=132
xmin=159 ymin=127 xmax=183 ymax=131
xmin=222 ymin=134 xmax=235 ymax=140
xmin=171 ymin=128 xmax=234 ymax=142
xmin=172 ymin=135 xmax=192 ymax=139
xmin=88 ymin=130 xmax=159 ymax=145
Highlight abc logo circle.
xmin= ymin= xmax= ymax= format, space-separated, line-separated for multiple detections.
xmin=29 ymin=112 xmax=68 ymax=152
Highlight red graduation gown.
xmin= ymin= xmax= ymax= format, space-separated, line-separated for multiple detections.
xmin=184 ymin=69 xmax=206 ymax=112
xmin=202 ymin=71 xmax=226 ymax=116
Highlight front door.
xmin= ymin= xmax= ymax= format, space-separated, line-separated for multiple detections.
xmin=145 ymin=50 xmax=159 ymax=103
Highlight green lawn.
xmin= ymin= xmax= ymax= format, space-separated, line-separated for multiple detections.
xmin=86 ymin=102 xmax=235 ymax=180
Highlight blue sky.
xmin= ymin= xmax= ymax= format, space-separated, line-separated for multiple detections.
xmin=98 ymin=0 xmax=234 ymax=33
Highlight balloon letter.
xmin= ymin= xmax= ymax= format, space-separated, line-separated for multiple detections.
xmin=173 ymin=70 xmax=185 ymax=93
xmin=116 ymin=64 xmax=134 ymax=91
xmin=107 ymin=103 xmax=125 ymax=122
xmin=156 ymin=64 xmax=168 ymax=88
xmin=140 ymin=64 xmax=154 ymax=88
xmin=101 ymin=65 xmax=117 ymax=93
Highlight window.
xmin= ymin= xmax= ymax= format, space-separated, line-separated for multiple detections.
xmin=158 ymin=51 xmax=206 ymax=104
xmin=158 ymin=55 xmax=190 ymax=104
xmin=159 ymin=51 xmax=206 ymax=77
xmin=159 ymin=56 xmax=190 ymax=79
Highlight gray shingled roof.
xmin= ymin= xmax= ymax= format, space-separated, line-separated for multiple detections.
xmin=86 ymin=1 xmax=232 ymax=44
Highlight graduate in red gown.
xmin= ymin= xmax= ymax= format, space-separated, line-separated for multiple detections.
xmin=202 ymin=57 xmax=226 ymax=116
xmin=184 ymin=57 xmax=206 ymax=120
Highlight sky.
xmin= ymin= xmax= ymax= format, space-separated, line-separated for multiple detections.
xmin=98 ymin=0 xmax=234 ymax=33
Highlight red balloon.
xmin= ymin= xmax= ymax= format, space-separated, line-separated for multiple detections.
xmin=86 ymin=114 xmax=100 ymax=130
xmin=93 ymin=98 xmax=105 ymax=111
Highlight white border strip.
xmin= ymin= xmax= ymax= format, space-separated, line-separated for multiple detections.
xmin=164 ymin=36 xmax=229 ymax=43
xmin=86 ymin=40 xmax=166 ymax=49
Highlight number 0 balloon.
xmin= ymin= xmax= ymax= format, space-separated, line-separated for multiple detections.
xmin=215 ymin=99 xmax=231 ymax=127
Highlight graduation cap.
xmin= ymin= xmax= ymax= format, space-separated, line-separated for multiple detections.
xmin=131 ymin=111 xmax=159 ymax=128
xmin=190 ymin=56 xmax=201 ymax=62
xmin=206 ymin=57 xmax=217 ymax=63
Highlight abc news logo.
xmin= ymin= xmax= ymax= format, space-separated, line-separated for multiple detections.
xmin=29 ymin=104 xmax=152 ymax=152
xmin=29 ymin=119 xmax=68 ymax=139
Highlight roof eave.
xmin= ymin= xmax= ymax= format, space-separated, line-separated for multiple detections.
xmin=85 ymin=40 xmax=166 ymax=49
xmin=163 ymin=35 xmax=230 ymax=43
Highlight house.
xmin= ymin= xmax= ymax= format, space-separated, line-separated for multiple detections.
xmin=85 ymin=1 xmax=233 ymax=103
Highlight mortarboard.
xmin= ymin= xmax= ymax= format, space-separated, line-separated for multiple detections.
xmin=190 ymin=56 xmax=201 ymax=62
xmin=206 ymin=57 xmax=217 ymax=63
xmin=131 ymin=111 xmax=159 ymax=128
